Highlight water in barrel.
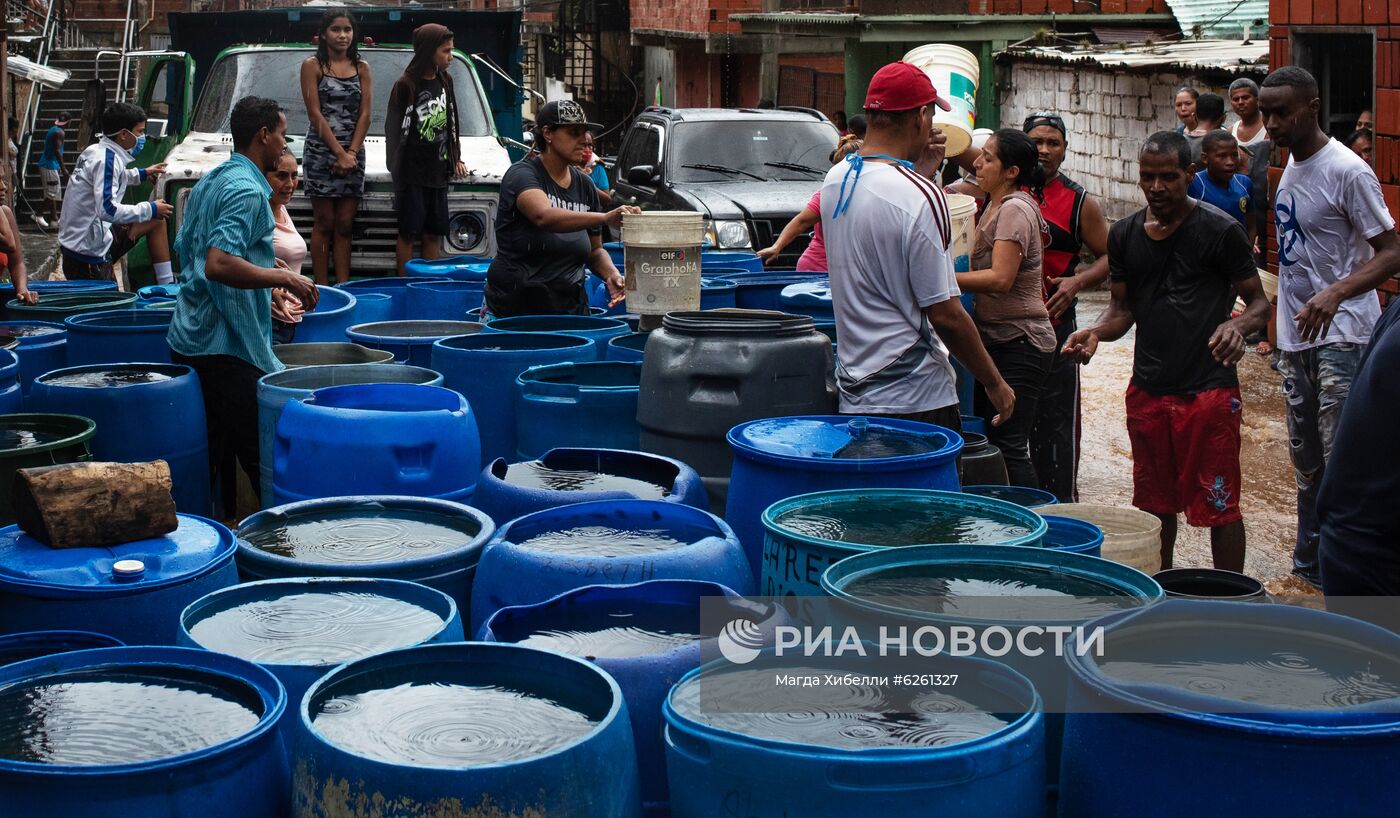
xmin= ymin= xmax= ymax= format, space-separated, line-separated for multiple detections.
xmin=41 ymin=368 xmax=174 ymax=387
xmin=670 ymin=665 xmax=1014 ymax=750
xmin=773 ymin=493 xmax=1034 ymax=546
xmin=312 ymin=681 xmax=598 ymax=767
xmin=839 ymin=562 xmax=1142 ymax=621
xmin=515 ymin=525 xmax=690 ymax=557
xmin=0 ymin=426 xmax=72 ymax=449
xmin=0 ymin=668 xmax=260 ymax=764
xmin=501 ymin=460 xmax=670 ymax=500
xmin=187 ymin=591 xmax=447 ymax=665
xmin=0 ymin=325 xmax=61 ymax=338
xmin=515 ymin=597 xmax=701 ymax=659
xmin=244 ymin=509 xmax=478 ymax=564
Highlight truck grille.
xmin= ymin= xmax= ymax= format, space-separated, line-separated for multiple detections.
xmin=283 ymin=190 xmax=498 ymax=274
xmin=751 ymin=218 xmax=812 ymax=270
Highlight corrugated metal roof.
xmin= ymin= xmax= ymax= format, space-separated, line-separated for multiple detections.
xmin=1000 ymin=39 xmax=1268 ymax=74
xmin=1091 ymin=26 xmax=1179 ymax=44
xmin=1165 ymin=0 xmax=1269 ymax=39
xmin=729 ymin=12 xmax=857 ymax=25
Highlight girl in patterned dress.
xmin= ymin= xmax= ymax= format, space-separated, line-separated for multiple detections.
xmin=300 ymin=9 xmax=371 ymax=284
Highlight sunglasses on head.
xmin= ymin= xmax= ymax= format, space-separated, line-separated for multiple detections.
xmin=1022 ymin=112 xmax=1067 ymax=133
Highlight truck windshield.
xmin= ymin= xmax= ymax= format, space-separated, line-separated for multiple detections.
xmin=190 ymin=48 xmax=493 ymax=137
xmin=668 ymin=120 xmax=838 ymax=183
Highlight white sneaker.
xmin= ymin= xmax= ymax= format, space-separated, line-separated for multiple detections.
xmin=33 ymin=216 xmax=49 ymax=229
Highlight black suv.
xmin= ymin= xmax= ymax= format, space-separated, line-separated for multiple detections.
xmin=609 ymin=107 xmax=839 ymax=268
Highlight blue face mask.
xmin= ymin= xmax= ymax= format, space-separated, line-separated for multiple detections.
xmin=131 ymin=134 xmax=147 ymax=155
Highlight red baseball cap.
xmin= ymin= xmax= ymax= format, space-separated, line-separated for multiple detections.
xmin=864 ymin=62 xmax=953 ymax=112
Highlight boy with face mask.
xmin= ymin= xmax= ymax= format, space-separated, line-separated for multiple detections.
xmin=58 ymin=102 xmax=175 ymax=283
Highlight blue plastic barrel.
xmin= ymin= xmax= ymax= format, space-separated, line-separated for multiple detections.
xmin=604 ymin=241 xmax=625 ymax=268
xmin=403 ymin=255 xmax=492 ymax=280
xmin=345 ymin=319 xmax=483 ymax=367
xmin=28 ymin=363 xmax=210 ymax=514
xmin=484 ymin=314 xmax=629 ymax=356
xmin=179 ymin=577 xmax=464 ymax=754
xmin=0 ymin=349 xmax=18 ymax=413
xmin=63 ymin=309 xmax=172 ymax=366
xmin=350 ymin=291 xmax=392 ymax=325
xmin=471 ymin=499 xmax=753 ymax=630
xmin=962 ymin=484 xmax=1059 ymax=509
xmin=762 ymin=488 xmax=1047 ymax=598
xmin=961 ymin=414 xmax=987 ymax=435
xmin=700 ymin=277 xmax=738 ymax=310
xmin=432 ymin=332 xmax=596 ymax=467
xmin=273 ymin=383 xmax=481 ymax=506
xmin=293 ymin=642 xmax=641 ymax=817
xmin=6 ymin=291 xmax=138 ymax=322
xmin=778 ymin=280 xmax=834 ymax=320
xmin=291 ymin=285 xmax=358 ymax=343
xmin=0 ymin=321 xmax=66 ymax=399
xmin=664 ymin=651 xmax=1046 ymax=818
xmin=337 ymin=277 xmax=448 ymax=320
xmin=715 ymin=272 xmax=826 ymax=311
xmin=607 ymin=331 xmax=648 ymax=362
xmin=1060 ymin=600 xmax=1400 ymax=817
xmin=473 ymin=447 xmax=710 ymax=525
xmin=515 ymin=361 xmax=642 ymax=460
xmin=0 ymin=646 xmax=288 ymax=817
xmin=822 ymin=543 xmax=1162 ymax=791
xmin=0 ymin=279 xmax=117 ymax=320
xmin=256 ymin=363 xmax=442 ymax=508
xmin=405 ymin=280 xmax=486 ymax=320
xmin=726 ymin=416 xmax=964 ymax=583
xmin=1040 ymin=515 xmax=1104 ymax=557
xmin=702 ymin=250 xmax=762 ymax=272
xmin=481 ymin=580 xmax=783 ymax=814
xmin=136 ymin=283 xmax=180 ymax=304
xmin=0 ymin=514 xmax=238 ymax=644
xmin=236 ymin=496 xmax=494 ymax=613
xmin=0 ymin=630 xmax=123 ymax=666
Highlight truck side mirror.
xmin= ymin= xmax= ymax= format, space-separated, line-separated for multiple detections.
xmin=146 ymin=119 xmax=168 ymax=139
xmin=626 ymin=165 xmax=659 ymax=186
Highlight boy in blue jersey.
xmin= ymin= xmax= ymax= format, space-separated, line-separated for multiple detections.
xmin=1188 ymin=129 xmax=1255 ymax=249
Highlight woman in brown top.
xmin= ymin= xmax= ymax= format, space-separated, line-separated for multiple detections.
xmin=958 ymin=128 xmax=1055 ymax=487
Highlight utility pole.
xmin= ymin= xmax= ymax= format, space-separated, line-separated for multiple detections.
xmin=757 ymin=0 xmax=779 ymax=105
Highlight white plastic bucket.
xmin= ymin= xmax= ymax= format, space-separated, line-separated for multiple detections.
xmin=903 ymin=44 xmax=981 ymax=157
xmin=621 ymin=211 xmax=705 ymax=315
xmin=1047 ymin=503 xmax=1163 ymax=575
xmin=946 ymin=193 xmax=977 ymax=274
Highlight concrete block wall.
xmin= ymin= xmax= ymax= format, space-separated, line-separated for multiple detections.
xmin=631 ymin=0 xmax=759 ymax=35
xmin=999 ymin=60 xmax=1241 ymax=219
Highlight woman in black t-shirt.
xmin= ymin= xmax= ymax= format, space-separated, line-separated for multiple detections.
xmin=484 ymin=100 xmax=638 ymax=318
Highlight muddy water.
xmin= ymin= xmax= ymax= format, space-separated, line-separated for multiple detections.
xmin=1074 ymin=289 xmax=1298 ymax=585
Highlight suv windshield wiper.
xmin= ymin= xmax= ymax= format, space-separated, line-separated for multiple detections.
xmin=764 ymin=161 xmax=824 ymax=175
xmin=680 ymin=163 xmax=769 ymax=182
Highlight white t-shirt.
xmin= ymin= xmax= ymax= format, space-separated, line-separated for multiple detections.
xmin=1230 ymin=119 xmax=1269 ymax=150
xmin=1275 ymin=138 xmax=1395 ymax=352
xmin=820 ymin=159 xmax=959 ymax=413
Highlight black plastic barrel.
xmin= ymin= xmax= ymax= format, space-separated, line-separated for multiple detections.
xmin=637 ymin=310 xmax=835 ymax=506
xmin=0 ymin=414 xmax=95 ymax=526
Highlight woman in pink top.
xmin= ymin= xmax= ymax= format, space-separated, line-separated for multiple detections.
xmin=266 ymin=152 xmax=307 ymax=335
xmin=756 ymin=190 xmax=826 ymax=272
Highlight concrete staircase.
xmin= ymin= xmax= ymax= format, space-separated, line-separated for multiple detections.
xmin=18 ymin=49 xmax=122 ymax=223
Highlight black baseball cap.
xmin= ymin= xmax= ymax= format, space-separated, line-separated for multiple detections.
xmin=537 ymin=99 xmax=602 ymax=133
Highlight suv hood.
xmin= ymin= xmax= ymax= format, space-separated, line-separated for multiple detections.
xmin=157 ymin=132 xmax=511 ymax=186
xmin=677 ymin=180 xmax=822 ymax=221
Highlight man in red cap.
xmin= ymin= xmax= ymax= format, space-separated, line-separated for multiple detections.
xmin=822 ymin=62 xmax=1014 ymax=431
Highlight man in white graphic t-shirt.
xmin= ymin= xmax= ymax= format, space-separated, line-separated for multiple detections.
xmin=821 ymin=61 xmax=1014 ymax=433
xmin=1259 ymin=66 xmax=1400 ymax=587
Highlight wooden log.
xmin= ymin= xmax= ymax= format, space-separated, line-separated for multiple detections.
xmin=13 ymin=461 xmax=179 ymax=549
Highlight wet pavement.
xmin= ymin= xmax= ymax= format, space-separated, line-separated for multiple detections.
xmin=1073 ymin=288 xmax=1304 ymax=589
xmin=18 ymin=225 xmax=60 ymax=279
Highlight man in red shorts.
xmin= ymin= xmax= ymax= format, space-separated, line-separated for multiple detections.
xmin=1062 ymin=131 xmax=1269 ymax=572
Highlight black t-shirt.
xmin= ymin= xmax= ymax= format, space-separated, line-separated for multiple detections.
xmin=485 ymin=156 xmax=601 ymax=316
xmin=401 ymin=78 xmax=452 ymax=188
xmin=1317 ymin=299 xmax=1400 ymax=591
xmin=1108 ymin=201 xmax=1256 ymax=395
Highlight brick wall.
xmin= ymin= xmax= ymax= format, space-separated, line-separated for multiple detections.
xmin=963 ymin=0 xmax=1172 ymax=11
xmin=1269 ymin=2 xmax=1400 ymax=298
xmin=631 ymin=0 xmax=760 ymax=36
xmin=1000 ymin=60 xmax=1249 ymax=219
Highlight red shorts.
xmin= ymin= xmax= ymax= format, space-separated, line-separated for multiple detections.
xmin=1124 ymin=383 xmax=1243 ymax=528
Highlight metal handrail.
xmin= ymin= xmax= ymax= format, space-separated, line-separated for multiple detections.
xmin=16 ymin=0 xmax=59 ymax=184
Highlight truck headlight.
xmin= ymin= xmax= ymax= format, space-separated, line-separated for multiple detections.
xmin=446 ymin=212 xmax=486 ymax=252
xmin=713 ymin=219 xmax=751 ymax=249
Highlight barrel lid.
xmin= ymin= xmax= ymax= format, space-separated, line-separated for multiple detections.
xmin=0 ymin=515 xmax=236 ymax=596
xmin=731 ymin=416 xmax=960 ymax=462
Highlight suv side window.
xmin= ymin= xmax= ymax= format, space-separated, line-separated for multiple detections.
xmin=619 ymin=122 xmax=662 ymax=179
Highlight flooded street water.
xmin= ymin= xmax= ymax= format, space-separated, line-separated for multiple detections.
xmin=1074 ymin=289 xmax=1304 ymax=588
